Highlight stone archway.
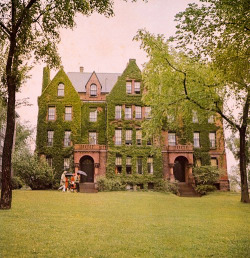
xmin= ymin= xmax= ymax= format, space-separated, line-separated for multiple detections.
xmin=173 ymin=156 xmax=188 ymax=182
xmin=80 ymin=156 xmax=94 ymax=183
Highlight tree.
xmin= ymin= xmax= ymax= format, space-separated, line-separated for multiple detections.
xmin=0 ymin=0 xmax=145 ymax=209
xmin=135 ymin=0 xmax=249 ymax=203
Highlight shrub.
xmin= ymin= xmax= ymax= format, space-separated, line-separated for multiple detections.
xmin=193 ymin=166 xmax=221 ymax=195
xmin=12 ymin=150 xmax=54 ymax=190
xmin=154 ymin=179 xmax=178 ymax=194
xmin=97 ymin=177 xmax=126 ymax=191
xmin=11 ymin=176 xmax=24 ymax=189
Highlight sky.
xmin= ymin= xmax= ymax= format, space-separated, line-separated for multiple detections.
xmin=16 ymin=0 xmax=236 ymax=172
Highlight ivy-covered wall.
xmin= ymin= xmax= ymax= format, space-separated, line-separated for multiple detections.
xmin=36 ymin=69 xmax=82 ymax=180
xmin=106 ymin=59 xmax=163 ymax=185
xmin=81 ymin=103 xmax=106 ymax=145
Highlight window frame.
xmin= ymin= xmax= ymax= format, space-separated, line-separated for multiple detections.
xmin=126 ymin=81 xmax=132 ymax=94
xmin=209 ymin=132 xmax=216 ymax=148
xmin=125 ymin=129 xmax=132 ymax=145
xmin=126 ymin=156 xmax=132 ymax=174
xmin=89 ymin=109 xmax=97 ymax=122
xmin=115 ymin=106 xmax=122 ymax=119
xmin=89 ymin=132 xmax=97 ymax=145
xmin=58 ymin=83 xmax=65 ymax=97
xmin=137 ymin=157 xmax=143 ymax=174
xmin=64 ymin=131 xmax=71 ymax=147
xmin=147 ymin=157 xmax=153 ymax=174
xmin=65 ymin=106 xmax=72 ymax=121
xmin=134 ymin=81 xmax=141 ymax=94
xmin=168 ymin=132 xmax=176 ymax=146
xmin=115 ymin=155 xmax=122 ymax=174
xmin=193 ymin=132 xmax=200 ymax=148
xmin=115 ymin=129 xmax=122 ymax=146
xmin=90 ymin=84 xmax=97 ymax=96
xmin=135 ymin=106 xmax=142 ymax=119
xmin=48 ymin=106 xmax=56 ymax=121
xmin=125 ymin=106 xmax=132 ymax=120
xmin=47 ymin=130 xmax=54 ymax=146
xmin=136 ymin=130 xmax=142 ymax=145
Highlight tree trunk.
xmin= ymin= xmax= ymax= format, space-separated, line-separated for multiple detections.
xmin=0 ymin=30 xmax=17 ymax=209
xmin=0 ymin=83 xmax=16 ymax=209
xmin=239 ymin=127 xmax=249 ymax=203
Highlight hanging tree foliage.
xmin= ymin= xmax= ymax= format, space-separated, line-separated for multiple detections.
xmin=0 ymin=0 xmax=146 ymax=209
xmin=135 ymin=0 xmax=249 ymax=203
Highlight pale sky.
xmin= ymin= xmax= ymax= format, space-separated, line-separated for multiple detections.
xmin=16 ymin=0 xmax=236 ymax=172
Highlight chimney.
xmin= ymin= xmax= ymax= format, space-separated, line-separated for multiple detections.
xmin=80 ymin=66 xmax=84 ymax=73
xmin=42 ymin=66 xmax=50 ymax=92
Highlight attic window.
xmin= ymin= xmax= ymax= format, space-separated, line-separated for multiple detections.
xmin=90 ymin=84 xmax=97 ymax=96
xmin=58 ymin=83 xmax=64 ymax=97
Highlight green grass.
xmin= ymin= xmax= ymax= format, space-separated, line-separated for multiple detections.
xmin=0 ymin=191 xmax=249 ymax=258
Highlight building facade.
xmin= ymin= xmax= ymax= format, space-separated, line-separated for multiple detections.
xmin=36 ymin=59 xmax=229 ymax=190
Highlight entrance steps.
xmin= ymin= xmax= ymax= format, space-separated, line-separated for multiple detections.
xmin=177 ymin=183 xmax=201 ymax=197
xmin=79 ymin=183 xmax=98 ymax=193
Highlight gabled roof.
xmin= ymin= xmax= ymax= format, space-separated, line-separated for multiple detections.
xmin=67 ymin=72 xmax=121 ymax=93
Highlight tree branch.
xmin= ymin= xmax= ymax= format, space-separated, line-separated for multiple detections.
xmin=0 ymin=21 xmax=11 ymax=37
xmin=15 ymin=0 xmax=38 ymax=33
xmin=162 ymin=55 xmax=241 ymax=131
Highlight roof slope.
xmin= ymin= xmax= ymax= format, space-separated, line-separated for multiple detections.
xmin=67 ymin=72 xmax=121 ymax=93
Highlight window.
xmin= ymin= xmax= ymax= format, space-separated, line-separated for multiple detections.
xmin=125 ymin=106 xmax=132 ymax=119
xmin=58 ymin=83 xmax=64 ymax=96
xmin=137 ymin=157 xmax=143 ymax=174
xmin=46 ymin=157 xmax=53 ymax=167
xmin=135 ymin=106 xmax=142 ymax=119
xmin=145 ymin=107 xmax=151 ymax=119
xmin=90 ymin=84 xmax=97 ymax=96
xmin=64 ymin=158 xmax=70 ymax=170
xmin=126 ymin=156 xmax=132 ymax=174
xmin=208 ymin=115 xmax=214 ymax=124
xmin=136 ymin=130 xmax=142 ymax=145
xmin=89 ymin=109 xmax=97 ymax=122
xmin=193 ymin=132 xmax=200 ymax=148
xmin=168 ymin=132 xmax=176 ymax=146
xmin=211 ymin=157 xmax=218 ymax=167
xmin=134 ymin=82 xmax=141 ymax=94
xmin=115 ymin=106 xmax=122 ymax=119
xmin=89 ymin=132 xmax=97 ymax=145
xmin=126 ymin=81 xmax=132 ymax=94
xmin=147 ymin=138 xmax=152 ymax=146
xmin=64 ymin=131 xmax=71 ymax=147
xmin=147 ymin=157 xmax=153 ymax=174
xmin=192 ymin=110 xmax=198 ymax=123
xmin=115 ymin=155 xmax=122 ymax=174
xmin=65 ymin=106 xmax=72 ymax=121
xmin=48 ymin=107 xmax=56 ymax=121
xmin=125 ymin=130 xmax=132 ymax=145
xmin=115 ymin=129 xmax=122 ymax=145
xmin=209 ymin=132 xmax=216 ymax=148
xmin=195 ymin=159 xmax=202 ymax=167
xmin=47 ymin=131 xmax=54 ymax=146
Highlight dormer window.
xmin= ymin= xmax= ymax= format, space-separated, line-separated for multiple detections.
xmin=58 ymin=83 xmax=64 ymax=97
xmin=90 ymin=84 xmax=97 ymax=96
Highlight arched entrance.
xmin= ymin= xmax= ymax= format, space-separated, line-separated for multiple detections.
xmin=80 ymin=156 xmax=94 ymax=183
xmin=173 ymin=156 xmax=188 ymax=182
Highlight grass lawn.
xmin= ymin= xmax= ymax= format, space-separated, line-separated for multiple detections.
xmin=0 ymin=191 xmax=249 ymax=258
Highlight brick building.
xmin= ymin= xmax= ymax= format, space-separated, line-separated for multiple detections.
xmin=36 ymin=59 xmax=229 ymax=191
